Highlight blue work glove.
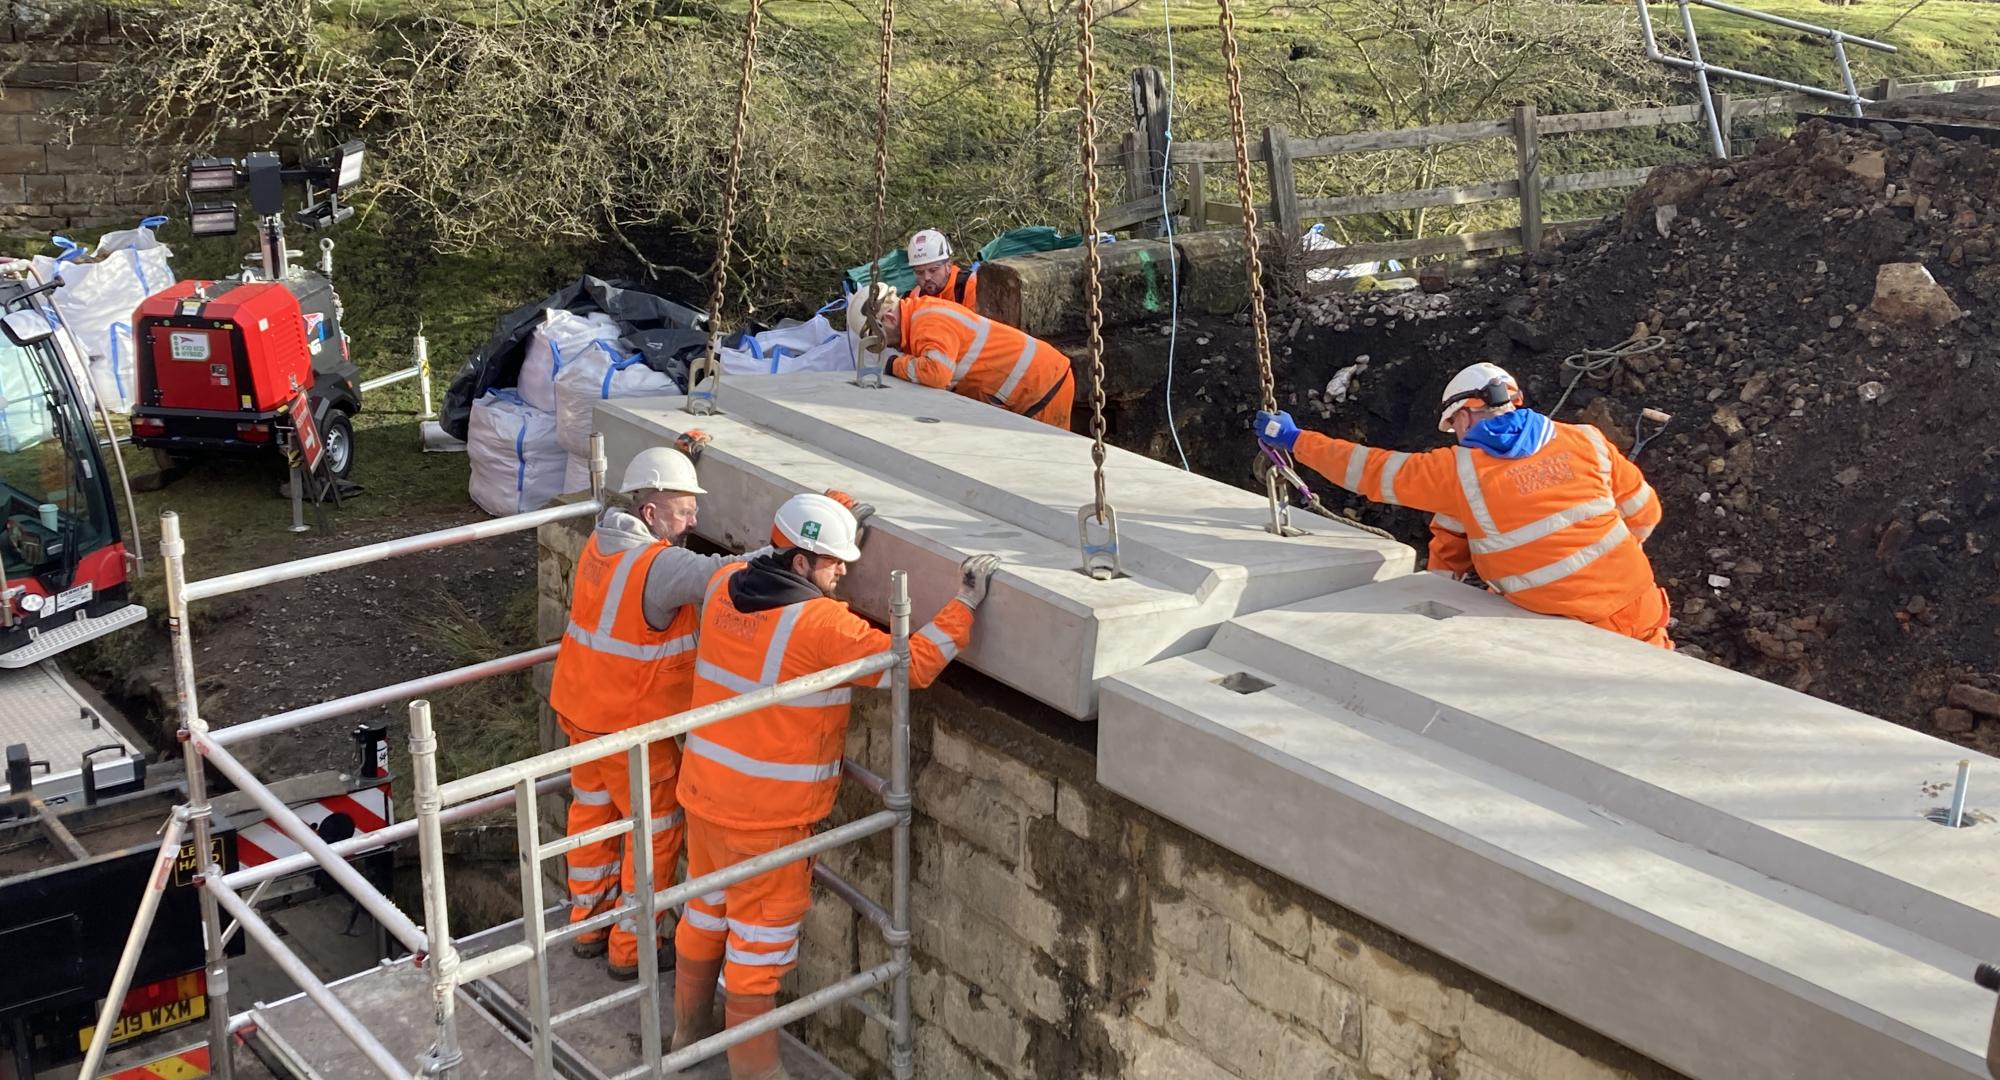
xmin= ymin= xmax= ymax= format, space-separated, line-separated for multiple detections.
xmin=1254 ymin=410 xmax=1302 ymax=452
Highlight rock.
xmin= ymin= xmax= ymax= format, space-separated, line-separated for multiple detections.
xmin=1845 ymin=150 xmax=1887 ymax=187
xmin=1857 ymin=380 xmax=1885 ymax=403
xmin=1834 ymin=465 xmax=1862 ymax=486
xmin=1933 ymin=707 xmax=1977 ymax=734
xmin=1738 ymin=372 xmax=1771 ymax=403
xmin=1947 ymin=683 xmax=2000 ymax=718
xmin=1624 ymin=164 xmax=1713 ymax=227
xmin=1918 ymin=510 xmax=1952 ymax=534
xmin=1500 ymin=316 xmax=1551 ymax=352
xmin=1867 ymin=262 xmax=1965 ymax=327
xmin=1711 ymin=405 xmax=1744 ymax=437
xmin=1577 ymin=397 xmax=1632 ymax=448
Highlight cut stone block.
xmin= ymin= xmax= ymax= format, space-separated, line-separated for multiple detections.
xmin=976 ymin=239 xmax=1177 ymax=337
xmin=593 ymin=373 xmax=1410 ymax=718
xmin=1099 ymin=573 xmax=2000 ymax=1079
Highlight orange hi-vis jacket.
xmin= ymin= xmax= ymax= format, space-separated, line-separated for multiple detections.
xmin=1294 ymin=420 xmax=1664 ymax=623
xmin=679 ymin=560 xmax=973 ymax=830
xmin=934 ymin=264 xmax=978 ymax=311
xmin=548 ymin=531 xmax=701 ymax=736
xmin=888 ymin=296 xmax=1074 ymax=428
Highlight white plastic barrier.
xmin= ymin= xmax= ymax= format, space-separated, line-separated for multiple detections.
xmin=1301 ymin=223 xmax=1402 ymax=284
xmin=30 ymin=218 xmax=177 ymax=413
xmin=467 ymin=390 xmax=566 ymax=517
xmin=553 ymin=344 xmax=675 ymax=458
xmin=518 ymin=309 xmax=620 ymax=413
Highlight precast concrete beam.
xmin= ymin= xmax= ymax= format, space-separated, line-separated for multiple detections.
xmin=593 ymin=373 xmax=1410 ymax=718
xmin=1099 ymin=573 xmax=2000 ymax=1079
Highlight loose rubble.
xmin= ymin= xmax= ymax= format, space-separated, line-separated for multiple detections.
xmin=1097 ymin=120 xmax=2000 ymax=748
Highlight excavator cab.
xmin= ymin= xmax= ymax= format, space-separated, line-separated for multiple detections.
xmin=0 ymin=278 xmax=145 ymax=667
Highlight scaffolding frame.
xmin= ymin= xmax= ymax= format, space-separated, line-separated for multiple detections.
xmin=80 ymin=431 xmax=918 ymax=1080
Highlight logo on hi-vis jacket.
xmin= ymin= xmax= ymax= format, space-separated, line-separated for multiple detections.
xmin=801 ymin=521 xmax=822 ymax=540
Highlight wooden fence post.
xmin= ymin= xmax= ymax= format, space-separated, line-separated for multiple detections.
xmin=1186 ymin=159 xmax=1206 ymax=232
xmin=1713 ymin=92 xmax=1734 ymax=156
xmin=1512 ymin=104 xmax=1544 ymax=253
xmin=1262 ymin=125 xmax=1300 ymax=249
xmin=1120 ymin=129 xmax=1149 ymax=205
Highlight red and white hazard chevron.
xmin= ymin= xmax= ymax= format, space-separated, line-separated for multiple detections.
xmin=104 ymin=1043 xmax=209 ymax=1079
xmin=236 ymin=783 xmax=393 ymax=867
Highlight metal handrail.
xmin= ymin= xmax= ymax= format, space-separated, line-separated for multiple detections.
xmin=409 ymin=569 xmax=923 ymax=1079
xmin=79 ymin=437 xmax=612 ymax=1080
xmin=1637 ymin=0 xmax=1899 ymax=157
xmin=213 ymin=645 xmax=560 ymax=747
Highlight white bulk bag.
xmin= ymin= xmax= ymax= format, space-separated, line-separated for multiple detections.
xmin=553 ymin=343 xmax=677 ymax=458
xmin=518 ymin=309 xmax=620 ymax=413
xmin=1300 ymin=223 xmax=1402 ymax=284
xmin=718 ymin=313 xmax=849 ymax=376
xmin=467 ymin=390 xmax=567 ymax=517
xmin=30 ymin=220 xmax=177 ymax=413
xmin=563 ymin=453 xmax=592 ymax=496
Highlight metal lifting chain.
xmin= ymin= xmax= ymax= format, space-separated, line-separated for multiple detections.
xmin=688 ymin=0 xmax=765 ymax=416
xmin=1217 ymin=0 xmax=1299 ymax=536
xmin=1215 ymin=0 xmax=1275 ymax=417
xmin=1074 ymin=0 xmax=1121 ymax=580
xmin=857 ymin=0 xmax=896 ymax=390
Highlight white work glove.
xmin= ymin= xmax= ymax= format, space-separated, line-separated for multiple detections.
xmin=956 ymin=554 xmax=1001 ymax=610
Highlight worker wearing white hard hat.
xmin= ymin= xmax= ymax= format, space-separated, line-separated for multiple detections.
xmin=1254 ymin=362 xmax=1673 ymax=649
xmin=547 ymin=431 xmax=778 ymax=978
xmin=671 ymin=492 xmax=1000 ymax=1077
xmin=907 ymin=228 xmax=979 ymax=310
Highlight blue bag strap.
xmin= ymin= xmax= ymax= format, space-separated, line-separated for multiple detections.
xmin=601 ymin=352 xmax=647 ymax=397
xmin=51 ymin=236 xmax=83 ymax=263
xmin=139 ymin=215 xmax=170 ymax=230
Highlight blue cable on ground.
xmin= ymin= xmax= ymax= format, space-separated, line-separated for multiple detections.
xmin=1159 ymin=0 xmax=1190 ymax=471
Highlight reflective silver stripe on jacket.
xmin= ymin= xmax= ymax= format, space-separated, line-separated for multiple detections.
xmin=1579 ymin=424 xmax=1612 ymax=481
xmin=917 ymin=306 xmax=989 ymax=386
xmin=694 ymin=659 xmax=851 ymax=709
xmin=1467 ymin=497 xmax=1616 ymax=556
xmin=919 ymin=623 xmax=959 ymax=662
xmin=684 ymin=908 xmax=728 ymax=933
xmin=685 ymin=734 xmax=843 ymax=783
xmin=992 ymin=338 xmax=1039 ymax=406
xmin=1633 ymin=523 xmax=1656 ymax=543
xmin=568 ymin=539 xmax=693 ymax=661
xmin=1620 ymin=485 xmax=1656 ymax=518
xmin=564 ymin=624 xmax=695 ymax=662
xmin=1342 ymin=446 xmax=1367 ymax=493
xmin=1378 ymin=452 xmax=1410 ymax=506
xmin=566 ymin=861 xmax=620 ymax=881
xmin=727 ymin=943 xmax=800 ymax=966
xmin=1453 ymin=447 xmax=1502 ymax=538
xmin=648 ymin=809 xmax=683 ymax=833
xmin=729 ymin=920 xmax=801 ymax=944
xmin=1487 ymin=520 xmax=1632 ymax=594
xmin=570 ymin=786 xmax=613 ymax=806
xmin=1431 ymin=513 xmax=1467 ymax=535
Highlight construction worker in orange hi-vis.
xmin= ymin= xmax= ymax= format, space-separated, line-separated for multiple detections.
xmin=670 ymin=491 xmax=1001 ymax=1079
xmin=907 ymin=228 xmax=979 ymax=310
xmin=1254 ymin=362 xmax=1673 ymax=649
xmin=546 ymin=433 xmax=772 ymax=980
xmin=856 ymin=281 xmax=1074 ymax=430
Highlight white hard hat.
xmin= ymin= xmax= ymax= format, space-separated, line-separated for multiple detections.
xmin=771 ymin=492 xmax=863 ymax=562
xmin=619 ymin=446 xmax=705 ymax=495
xmin=1437 ymin=362 xmax=1522 ymax=433
xmin=906 ymin=229 xmax=952 ymax=268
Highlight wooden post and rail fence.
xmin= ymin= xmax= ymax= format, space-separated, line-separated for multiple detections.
xmin=1092 ymin=69 xmax=2000 ymax=286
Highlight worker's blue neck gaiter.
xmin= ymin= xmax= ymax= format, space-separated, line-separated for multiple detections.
xmin=1462 ymin=408 xmax=1554 ymax=459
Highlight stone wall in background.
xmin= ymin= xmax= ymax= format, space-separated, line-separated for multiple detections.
xmin=0 ymin=4 xmax=168 ymax=235
xmin=536 ymin=512 xmax=1680 ymax=1080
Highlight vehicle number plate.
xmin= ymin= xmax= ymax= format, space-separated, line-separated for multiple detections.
xmin=169 ymin=332 xmax=211 ymax=361
xmin=77 ymin=994 xmax=205 ymax=1050
xmin=55 ymin=582 xmax=92 ymax=611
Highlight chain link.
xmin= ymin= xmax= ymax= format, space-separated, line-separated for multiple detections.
xmin=1216 ymin=0 xmax=1277 ymax=417
xmin=862 ymin=0 xmax=896 ymax=365
xmin=1078 ymin=0 xmax=1110 ymax=521
xmin=689 ymin=0 xmax=764 ymax=413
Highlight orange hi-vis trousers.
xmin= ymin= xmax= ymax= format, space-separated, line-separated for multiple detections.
xmin=559 ymin=714 xmax=686 ymax=968
xmin=673 ymin=814 xmax=813 ymax=996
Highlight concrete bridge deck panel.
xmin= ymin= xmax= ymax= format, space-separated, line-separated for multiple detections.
xmin=594 ymin=373 xmax=1410 ymax=718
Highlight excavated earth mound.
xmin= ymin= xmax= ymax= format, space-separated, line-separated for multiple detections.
xmin=1092 ymin=119 xmax=2000 ymax=749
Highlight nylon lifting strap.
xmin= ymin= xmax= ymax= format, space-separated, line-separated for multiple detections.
xmin=1074 ymin=0 xmax=1122 ymax=580
xmin=856 ymin=0 xmax=896 ymax=390
xmin=1216 ymin=0 xmax=1304 ymax=537
xmin=688 ymin=0 xmax=765 ymax=416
